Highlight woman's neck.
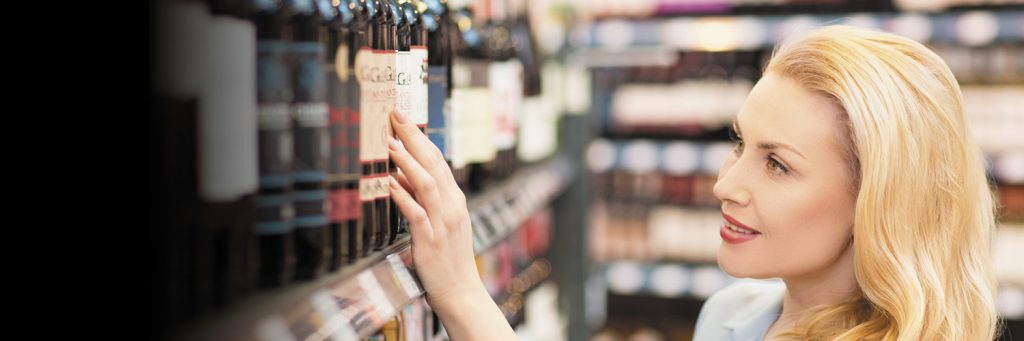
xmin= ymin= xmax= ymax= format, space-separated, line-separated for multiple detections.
xmin=768 ymin=239 xmax=859 ymax=337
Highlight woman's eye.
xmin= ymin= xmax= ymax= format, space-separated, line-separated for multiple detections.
xmin=728 ymin=129 xmax=744 ymax=154
xmin=767 ymin=156 xmax=789 ymax=175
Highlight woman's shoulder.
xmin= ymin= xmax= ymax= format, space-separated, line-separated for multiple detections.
xmin=693 ymin=280 xmax=785 ymax=340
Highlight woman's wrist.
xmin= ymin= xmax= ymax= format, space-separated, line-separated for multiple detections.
xmin=427 ymin=280 xmax=518 ymax=341
xmin=427 ymin=279 xmax=490 ymax=314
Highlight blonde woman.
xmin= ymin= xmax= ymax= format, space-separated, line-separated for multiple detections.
xmin=384 ymin=25 xmax=1001 ymax=340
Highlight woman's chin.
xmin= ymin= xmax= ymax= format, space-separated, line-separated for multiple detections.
xmin=717 ymin=249 xmax=768 ymax=279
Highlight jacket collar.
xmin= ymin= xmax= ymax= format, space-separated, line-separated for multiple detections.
xmin=722 ymin=285 xmax=784 ymax=341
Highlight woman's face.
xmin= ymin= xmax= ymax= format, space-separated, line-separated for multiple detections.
xmin=714 ymin=72 xmax=857 ymax=280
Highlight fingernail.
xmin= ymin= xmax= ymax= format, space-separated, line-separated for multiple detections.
xmin=388 ymin=137 xmax=401 ymax=151
xmin=389 ymin=176 xmax=400 ymax=189
xmin=392 ymin=111 xmax=407 ymax=124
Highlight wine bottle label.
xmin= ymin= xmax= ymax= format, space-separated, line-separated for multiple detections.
xmin=410 ymin=47 xmax=429 ymax=129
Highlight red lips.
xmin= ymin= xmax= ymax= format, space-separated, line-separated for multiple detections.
xmin=720 ymin=213 xmax=761 ymax=244
xmin=722 ymin=213 xmax=761 ymax=233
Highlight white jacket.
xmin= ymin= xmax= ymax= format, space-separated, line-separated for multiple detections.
xmin=693 ymin=280 xmax=786 ymax=341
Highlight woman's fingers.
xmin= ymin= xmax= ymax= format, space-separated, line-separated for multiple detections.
xmin=395 ymin=172 xmax=415 ymax=196
xmin=390 ymin=113 xmax=460 ymax=191
xmin=390 ymin=111 xmax=469 ymax=225
xmin=385 ymin=113 xmax=484 ymax=327
xmin=388 ymin=136 xmax=447 ymax=232
xmin=389 ymin=176 xmax=434 ymax=241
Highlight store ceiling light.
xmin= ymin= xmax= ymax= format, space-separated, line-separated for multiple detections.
xmin=697 ymin=19 xmax=739 ymax=52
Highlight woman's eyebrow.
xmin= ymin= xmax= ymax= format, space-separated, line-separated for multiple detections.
xmin=757 ymin=142 xmax=806 ymax=160
xmin=734 ymin=118 xmax=806 ymax=160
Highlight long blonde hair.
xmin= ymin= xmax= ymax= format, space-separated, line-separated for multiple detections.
xmin=764 ymin=25 xmax=1000 ymax=340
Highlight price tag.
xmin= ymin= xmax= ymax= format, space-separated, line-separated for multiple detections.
xmin=387 ymin=254 xmax=423 ymax=298
xmin=310 ymin=289 xmax=358 ymax=341
xmin=357 ymin=271 xmax=396 ymax=318
xmin=257 ymin=316 xmax=297 ymax=341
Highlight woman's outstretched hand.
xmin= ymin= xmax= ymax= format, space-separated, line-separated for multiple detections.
xmin=386 ymin=110 xmax=481 ymax=308
xmin=385 ymin=110 xmax=520 ymax=337
xmin=387 ymin=111 xmax=518 ymax=341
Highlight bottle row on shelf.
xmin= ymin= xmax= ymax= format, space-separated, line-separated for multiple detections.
xmin=476 ymin=208 xmax=554 ymax=300
xmin=592 ymin=320 xmax=697 ymax=341
xmin=586 ymin=138 xmax=1024 ymax=203
xmin=960 ymin=86 xmax=1024 ymax=154
xmin=999 ymin=185 xmax=1024 ymax=222
xmin=589 ymin=55 xmax=1023 ymax=146
xmin=577 ymin=10 xmax=1024 ymax=51
xmin=609 ymin=78 xmax=752 ymax=135
xmin=606 ymin=84 xmax=1022 ymax=153
xmin=590 ymin=169 xmax=721 ymax=208
xmin=994 ymin=223 xmax=1024 ymax=288
xmin=587 ymin=51 xmax=760 ymax=137
xmin=360 ymin=298 xmax=436 ymax=341
xmin=601 ymin=261 xmax=1024 ymax=320
xmin=590 ymin=200 xmax=1024 ymax=290
xmin=181 ymin=157 xmax=572 ymax=340
xmin=579 ymin=41 xmax=1024 ymax=87
xmin=272 ymin=256 xmax=558 ymax=341
xmin=605 ymin=261 xmax=741 ymax=299
xmin=579 ymin=0 xmax=1021 ymax=19
xmin=470 ymin=158 xmax=573 ymax=251
xmin=587 ymin=139 xmax=733 ymax=178
xmin=934 ymin=46 xmax=1024 ymax=85
xmin=304 ymin=270 xmax=556 ymax=341
xmin=582 ymin=0 xmax=895 ymax=19
xmin=590 ymin=204 xmax=722 ymax=264
xmin=299 ymin=209 xmax=557 ymax=341
xmin=489 ymin=258 xmax=554 ymax=322
xmin=151 ymin=0 xmax=563 ymax=333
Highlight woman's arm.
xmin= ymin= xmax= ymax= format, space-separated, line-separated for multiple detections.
xmin=387 ymin=111 xmax=518 ymax=341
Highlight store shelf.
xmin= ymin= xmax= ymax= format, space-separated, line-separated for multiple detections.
xmin=469 ymin=158 xmax=576 ymax=253
xmin=586 ymin=1 xmax=1024 ymax=19
xmin=179 ymin=157 xmax=576 ymax=341
xmin=601 ymin=261 xmax=1024 ymax=321
xmin=587 ymin=138 xmax=1024 ymax=182
xmin=603 ymin=261 xmax=738 ymax=300
xmin=493 ymin=259 xmax=554 ymax=324
xmin=575 ymin=10 xmax=1024 ymax=52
